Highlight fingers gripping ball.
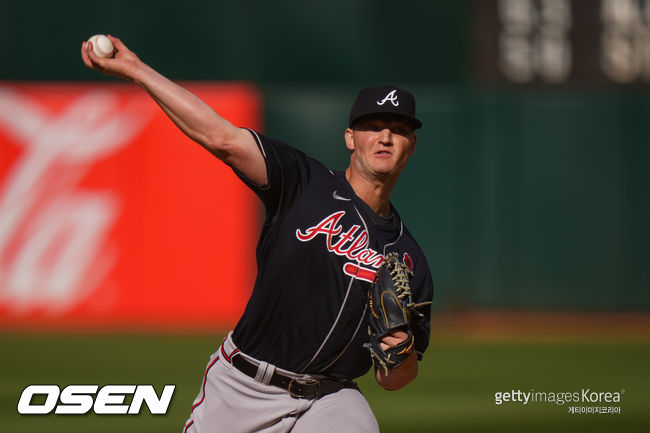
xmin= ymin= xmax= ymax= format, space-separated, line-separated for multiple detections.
xmin=87 ymin=34 xmax=114 ymax=58
xmin=365 ymin=252 xmax=419 ymax=375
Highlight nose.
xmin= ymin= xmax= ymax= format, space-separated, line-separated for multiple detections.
xmin=378 ymin=128 xmax=392 ymax=146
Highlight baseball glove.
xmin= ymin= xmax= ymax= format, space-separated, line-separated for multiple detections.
xmin=365 ymin=252 xmax=427 ymax=375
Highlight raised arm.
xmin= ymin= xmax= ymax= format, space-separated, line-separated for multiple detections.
xmin=81 ymin=35 xmax=267 ymax=186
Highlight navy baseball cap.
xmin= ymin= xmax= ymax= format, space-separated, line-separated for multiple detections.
xmin=348 ymin=85 xmax=422 ymax=129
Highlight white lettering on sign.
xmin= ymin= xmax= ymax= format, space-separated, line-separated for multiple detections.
xmin=0 ymin=87 xmax=151 ymax=313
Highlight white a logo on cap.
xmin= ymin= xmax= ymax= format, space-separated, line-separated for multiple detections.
xmin=377 ymin=90 xmax=399 ymax=107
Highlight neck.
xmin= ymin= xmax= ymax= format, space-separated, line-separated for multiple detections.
xmin=345 ymin=167 xmax=396 ymax=218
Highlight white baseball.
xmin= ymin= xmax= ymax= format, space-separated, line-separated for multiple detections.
xmin=87 ymin=34 xmax=114 ymax=58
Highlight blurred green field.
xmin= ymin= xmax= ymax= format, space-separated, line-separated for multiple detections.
xmin=1 ymin=333 xmax=648 ymax=433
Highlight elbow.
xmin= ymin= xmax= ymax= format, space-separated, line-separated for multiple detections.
xmin=203 ymin=134 xmax=229 ymax=157
xmin=202 ymin=129 xmax=241 ymax=161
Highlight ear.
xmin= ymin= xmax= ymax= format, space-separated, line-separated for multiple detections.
xmin=345 ymin=128 xmax=355 ymax=151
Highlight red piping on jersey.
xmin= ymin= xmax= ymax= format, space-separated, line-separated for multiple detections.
xmin=220 ymin=345 xmax=240 ymax=363
xmin=185 ymin=343 xmax=239 ymax=432
xmin=190 ymin=355 xmax=220 ymax=412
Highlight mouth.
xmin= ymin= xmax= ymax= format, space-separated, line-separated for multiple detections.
xmin=375 ymin=150 xmax=392 ymax=158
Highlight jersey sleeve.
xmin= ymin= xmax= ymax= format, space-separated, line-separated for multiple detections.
xmin=410 ymin=254 xmax=434 ymax=361
xmin=233 ymin=128 xmax=311 ymax=218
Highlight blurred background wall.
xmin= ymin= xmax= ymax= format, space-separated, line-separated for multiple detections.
xmin=1 ymin=0 xmax=648 ymax=318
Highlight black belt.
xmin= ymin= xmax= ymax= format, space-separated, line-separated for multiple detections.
xmin=231 ymin=355 xmax=358 ymax=400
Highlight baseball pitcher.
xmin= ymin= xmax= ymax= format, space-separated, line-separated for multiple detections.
xmin=82 ymin=35 xmax=433 ymax=433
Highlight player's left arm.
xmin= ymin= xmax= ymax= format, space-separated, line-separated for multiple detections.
xmin=373 ymin=249 xmax=433 ymax=391
xmin=374 ymin=330 xmax=418 ymax=390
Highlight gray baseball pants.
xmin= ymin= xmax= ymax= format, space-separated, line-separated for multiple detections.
xmin=183 ymin=332 xmax=379 ymax=433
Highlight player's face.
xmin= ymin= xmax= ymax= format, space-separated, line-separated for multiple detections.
xmin=345 ymin=115 xmax=417 ymax=180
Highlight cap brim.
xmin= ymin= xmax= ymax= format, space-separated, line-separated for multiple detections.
xmin=350 ymin=112 xmax=422 ymax=130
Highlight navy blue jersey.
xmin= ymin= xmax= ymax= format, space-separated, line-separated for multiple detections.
xmin=231 ymin=130 xmax=433 ymax=380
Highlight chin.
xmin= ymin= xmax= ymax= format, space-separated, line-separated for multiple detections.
xmin=371 ymin=168 xmax=398 ymax=180
xmin=374 ymin=162 xmax=398 ymax=174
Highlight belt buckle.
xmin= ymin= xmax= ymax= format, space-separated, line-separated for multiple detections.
xmin=287 ymin=378 xmax=320 ymax=399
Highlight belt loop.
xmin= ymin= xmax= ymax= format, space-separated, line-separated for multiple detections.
xmin=261 ymin=364 xmax=275 ymax=385
xmin=255 ymin=361 xmax=269 ymax=383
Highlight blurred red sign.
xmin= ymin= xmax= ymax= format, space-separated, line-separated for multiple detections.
xmin=0 ymin=82 xmax=262 ymax=331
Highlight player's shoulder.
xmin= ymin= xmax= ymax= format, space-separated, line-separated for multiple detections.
xmin=247 ymin=129 xmax=330 ymax=173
